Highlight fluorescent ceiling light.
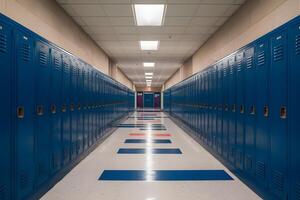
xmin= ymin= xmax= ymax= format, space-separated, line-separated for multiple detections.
xmin=145 ymin=76 xmax=152 ymax=79
xmin=145 ymin=72 xmax=153 ymax=76
xmin=140 ymin=41 xmax=159 ymax=50
xmin=143 ymin=62 xmax=155 ymax=67
xmin=134 ymin=4 xmax=165 ymax=26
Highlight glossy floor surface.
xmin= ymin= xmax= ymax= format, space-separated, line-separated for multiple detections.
xmin=41 ymin=111 xmax=261 ymax=200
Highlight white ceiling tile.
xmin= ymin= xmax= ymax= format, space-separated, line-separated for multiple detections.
xmin=61 ymin=5 xmax=77 ymax=16
xmin=98 ymin=0 xmax=131 ymax=4
xmin=196 ymin=5 xmax=230 ymax=16
xmin=132 ymin=0 xmax=167 ymax=3
xmin=71 ymin=5 xmax=106 ymax=16
xmin=91 ymin=34 xmax=118 ymax=41
xmin=108 ymin=17 xmax=135 ymax=26
xmin=224 ymin=5 xmax=240 ymax=16
xmin=166 ymin=0 xmax=202 ymax=4
xmin=165 ymin=5 xmax=199 ymax=16
xmin=137 ymin=27 xmax=162 ymax=34
xmin=87 ymin=26 xmax=115 ymax=34
xmin=190 ymin=17 xmax=219 ymax=26
xmin=102 ymin=5 xmax=133 ymax=16
xmin=72 ymin=17 xmax=86 ymax=26
xmin=215 ymin=16 xmax=228 ymax=26
xmin=185 ymin=26 xmax=217 ymax=34
xmin=234 ymin=0 xmax=246 ymax=4
xmin=117 ymin=34 xmax=139 ymax=40
xmin=81 ymin=17 xmax=110 ymax=26
xmin=200 ymin=0 xmax=236 ymax=4
xmin=114 ymin=26 xmax=137 ymax=34
xmin=164 ymin=17 xmax=191 ymax=26
xmin=162 ymin=26 xmax=186 ymax=34
xmin=65 ymin=0 xmax=99 ymax=3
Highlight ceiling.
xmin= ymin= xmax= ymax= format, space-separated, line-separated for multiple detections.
xmin=56 ymin=0 xmax=246 ymax=87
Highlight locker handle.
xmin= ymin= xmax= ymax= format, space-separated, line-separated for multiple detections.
xmin=17 ymin=106 xmax=25 ymax=119
xmin=70 ymin=104 xmax=74 ymax=112
xmin=62 ymin=105 xmax=67 ymax=113
xmin=250 ymin=105 xmax=256 ymax=115
xmin=77 ymin=104 xmax=81 ymax=110
xmin=225 ymin=105 xmax=228 ymax=111
xmin=36 ymin=105 xmax=44 ymax=116
xmin=263 ymin=106 xmax=269 ymax=117
xmin=280 ymin=106 xmax=287 ymax=119
xmin=51 ymin=105 xmax=56 ymax=114
xmin=232 ymin=104 xmax=236 ymax=112
xmin=240 ymin=105 xmax=244 ymax=114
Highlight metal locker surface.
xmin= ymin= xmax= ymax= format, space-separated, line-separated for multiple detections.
xmin=77 ymin=62 xmax=84 ymax=154
xmin=289 ymin=20 xmax=300 ymax=200
xmin=70 ymin=58 xmax=78 ymax=160
xmin=50 ymin=47 xmax=63 ymax=174
xmin=35 ymin=40 xmax=51 ymax=187
xmin=254 ymin=38 xmax=270 ymax=189
xmin=216 ymin=62 xmax=223 ymax=155
xmin=222 ymin=59 xmax=229 ymax=159
xmin=0 ymin=19 xmax=12 ymax=200
xmin=228 ymin=54 xmax=237 ymax=166
xmin=235 ymin=50 xmax=245 ymax=172
xmin=244 ymin=45 xmax=256 ymax=177
xmin=15 ymin=29 xmax=35 ymax=200
xmin=269 ymin=30 xmax=288 ymax=199
xmin=62 ymin=54 xmax=71 ymax=166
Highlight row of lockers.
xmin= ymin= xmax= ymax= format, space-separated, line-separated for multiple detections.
xmin=164 ymin=16 xmax=300 ymax=200
xmin=0 ymin=14 xmax=134 ymax=200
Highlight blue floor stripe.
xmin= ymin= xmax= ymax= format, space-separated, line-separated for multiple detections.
xmin=124 ymin=139 xmax=172 ymax=144
xmin=99 ymin=170 xmax=233 ymax=181
xmin=117 ymin=148 xmax=182 ymax=154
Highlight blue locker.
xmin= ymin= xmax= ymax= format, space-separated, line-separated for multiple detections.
xmin=15 ymin=29 xmax=35 ymax=200
xmin=235 ymin=50 xmax=245 ymax=171
xmin=216 ymin=62 xmax=223 ymax=155
xmin=254 ymin=38 xmax=270 ymax=188
xmin=211 ymin=66 xmax=218 ymax=151
xmin=222 ymin=59 xmax=229 ymax=159
xmin=50 ymin=47 xmax=63 ymax=174
xmin=35 ymin=40 xmax=51 ymax=186
xmin=70 ymin=58 xmax=78 ymax=160
xmin=289 ymin=20 xmax=300 ymax=200
xmin=77 ymin=62 xmax=84 ymax=154
xmin=269 ymin=30 xmax=288 ymax=199
xmin=244 ymin=45 xmax=256 ymax=177
xmin=0 ymin=20 xmax=12 ymax=200
xmin=228 ymin=54 xmax=236 ymax=165
xmin=83 ymin=65 xmax=88 ymax=150
xmin=62 ymin=54 xmax=71 ymax=166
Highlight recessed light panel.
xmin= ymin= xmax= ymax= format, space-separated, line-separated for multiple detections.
xmin=140 ymin=41 xmax=159 ymax=50
xmin=143 ymin=62 xmax=155 ymax=67
xmin=134 ymin=4 xmax=165 ymax=26
xmin=145 ymin=76 xmax=152 ymax=79
xmin=145 ymin=72 xmax=153 ymax=76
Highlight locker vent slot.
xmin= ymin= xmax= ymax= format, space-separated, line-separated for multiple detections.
xmin=246 ymin=56 xmax=253 ymax=68
xmin=237 ymin=60 xmax=242 ymax=72
xmin=245 ymin=155 xmax=252 ymax=170
xmin=0 ymin=183 xmax=7 ymax=200
xmin=256 ymin=161 xmax=266 ymax=179
xmin=272 ymin=170 xmax=284 ymax=191
xmin=295 ymin=182 xmax=300 ymax=200
xmin=273 ymin=45 xmax=284 ymax=61
xmin=39 ymin=51 xmax=47 ymax=66
xmin=257 ymin=52 xmax=265 ymax=66
xmin=19 ymin=170 xmax=29 ymax=190
xmin=21 ymin=44 xmax=30 ymax=61
xmin=0 ymin=33 xmax=7 ymax=53
xmin=54 ymin=57 xmax=61 ymax=70
xmin=295 ymin=35 xmax=300 ymax=55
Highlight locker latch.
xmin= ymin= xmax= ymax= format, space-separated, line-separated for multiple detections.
xmin=263 ymin=106 xmax=269 ymax=117
xmin=280 ymin=106 xmax=287 ymax=119
xmin=17 ymin=106 xmax=25 ymax=119
xmin=51 ymin=105 xmax=56 ymax=114
xmin=62 ymin=105 xmax=67 ymax=113
xmin=70 ymin=104 xmax=74 ymax=112
xmin=250 ymin=105 xmax=256 ymax=115
xmin=232 ymin=104 xmax=236 ymax=112
xmin=77 ymin=104 xmax=81 ymax=110
xmin=36 ymin=105 xmax=44 ymax=116
xmin=240 ymin=105 xmax=244 ymax=114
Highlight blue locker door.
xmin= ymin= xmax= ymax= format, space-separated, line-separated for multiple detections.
xmin=70 ymin=59 xmax=77 ymax=160
xmin=77 ymin=63 xmax=84 ymax=154
xmin=255 ymin=39 xmax=270 ymax=188
xmin=236 ymin=50 xmax=245 ymax=171
xmin=35 ymin=40 xmax=51 ymax=186
xmin=144 ymin=93 xmax=154 ymax=108
xmin=88 ymin=68 xmax=93 ymax=147
xmin=228 ymin=55 xmax=236 ymax=165
xmin=222 ymin=60 xmax=229 ymax=159
xmin=212 ymin=66 xmax=218 ymax=150
xmin=62 ymin=54 xmax=71 ymax=166
xmin=269 ymin=30 xmax=288 ymax=199
xmin=15 ymin=30 xmax=35 ymax=200
xmin=207 ymin=70 xmax=212 ymax=146
xmin=50 ymin=48 xmax=62 ymax=174
xmin=244 ymin=45 xmax=256 ymax=177
xmin=0 ymin=20 xmax=12 ymax=200
xmin=217 ymin=63 xmax=223 ymax=155
xmin=289 ymin=21 xmax=300 ymax=200
xmin=83 ymin=66 xmax=88 ymax=150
